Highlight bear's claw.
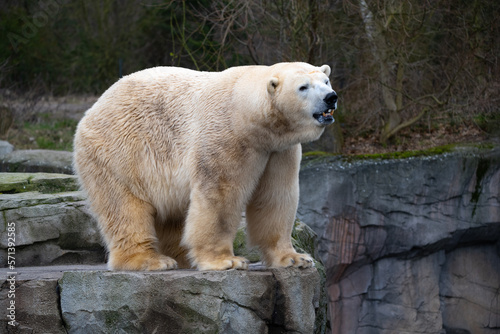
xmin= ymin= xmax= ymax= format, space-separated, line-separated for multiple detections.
xmin=273 ymin=252 xmax=315 ymax=268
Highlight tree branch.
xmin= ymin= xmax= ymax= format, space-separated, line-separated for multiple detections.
xmin=381 ymin=107 xmax=428 ymax=143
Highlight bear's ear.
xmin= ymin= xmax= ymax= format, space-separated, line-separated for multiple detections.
xmin=267 ymin=77 xmax=279 ymax=94
xmin=320 ymin=65 xmax=331 ymax=77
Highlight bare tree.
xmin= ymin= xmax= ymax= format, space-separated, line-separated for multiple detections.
xmin=355 ymin=0 xmax=439 ymax=143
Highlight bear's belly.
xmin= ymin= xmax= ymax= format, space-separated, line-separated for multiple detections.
xmin=151 ymin=170 xmax=191 ymax=220
xmin=142 ymin=163 xmax=192 ymax=222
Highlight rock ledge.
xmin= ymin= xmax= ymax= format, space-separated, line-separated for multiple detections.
xmin=1 ymin=264 xmax=322 ymax=334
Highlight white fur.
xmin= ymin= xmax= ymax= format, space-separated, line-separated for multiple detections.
xmin=73 ymin=62 xmax=334 ymax=271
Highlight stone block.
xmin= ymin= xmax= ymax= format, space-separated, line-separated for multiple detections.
xmin=0 ymin=150 xmax=74 ymax=174
xmin=57 ymin=265 xmax=319 ymax=334
xmin=0 ymin=173 xmax=104 ymax=267
xmin=0 ymin=141 xmax=13 ymax=156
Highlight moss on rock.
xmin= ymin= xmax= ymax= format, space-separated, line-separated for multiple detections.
xmin=345 ymin=142 xmax=496 ymax=161
xmin=0 ymin=172 xmax=79 ymax=194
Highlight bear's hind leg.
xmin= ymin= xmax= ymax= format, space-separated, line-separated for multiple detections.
xmin=99 ymin=192 xmax=178 ymax=271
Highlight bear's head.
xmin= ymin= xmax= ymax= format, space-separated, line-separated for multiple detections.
xmin=266 ymin=62 xmax=337 ymax=143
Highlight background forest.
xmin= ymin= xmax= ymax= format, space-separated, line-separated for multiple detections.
xmin=1 ymin=0 xmax=499 ymax=153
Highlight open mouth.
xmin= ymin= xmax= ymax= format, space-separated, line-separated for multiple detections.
xmin=313 ymin=109 xmax=335 ymax=125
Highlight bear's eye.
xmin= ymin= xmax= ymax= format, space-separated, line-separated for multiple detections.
xmin=299 ymin=85 xmax=309 ymax=92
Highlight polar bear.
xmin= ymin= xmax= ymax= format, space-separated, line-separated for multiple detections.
xmin=73 ymin=62 xmax=337 ymax=271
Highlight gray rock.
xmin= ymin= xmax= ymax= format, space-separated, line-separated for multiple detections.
xmin=440 ymin=245 xmax=500 ymax=333
xmin=298 ymin=145 xmax=500 ymax=333
xmin=0 ymin=265 xmax=106 ymax=333
xmin=0 ymin=172 xmax=79 ymax=194
xmin=271 ymin=268 xmax=321 ymax=334
xmin=0 ymin=173 xmax=104 ymax=267
xmin=0 ymin=263 xmax=323 ymax=334
xmin=0 ymin=275 xmax=67 ymax=333
xmin=299 ymin=147 xmax=500 ymax=262
xmin=0 ymin=141 xmax=13 ymax=156
xmin=0 ymin=265 xmax=319 ymax=334
xmin=1 ymin=264 xmax=323 ymax=334
xmin=359 ymin=252 xmax=444 ymax=334
xmin=0 ymin=149 xmax=74 ymax=174
xmin=59 ymin=268 xmax=275 ymax=334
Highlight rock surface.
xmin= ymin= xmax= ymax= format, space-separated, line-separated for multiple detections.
xmin=0 ymin=173 xmax=104 ymax=267
xmin=298 ymin=145 xmax=500 ymax=334
xmin=0 ymin=172 xmax=78 ymax=193
xmin=0 ymin=264 xmax=322 ymax=334
xmin=0 ymin=149 xmax=74 ymax=174
xmin=0 ymin=265 xmax=79 ymax=334
xmin=60 ymin=266 xmax=320 ymax=334
xmin=0 ymin=141 xmax=13 ymax=156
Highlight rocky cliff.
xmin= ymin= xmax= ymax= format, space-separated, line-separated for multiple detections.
xmin=298 ymin=145 xmax=500 ymax=334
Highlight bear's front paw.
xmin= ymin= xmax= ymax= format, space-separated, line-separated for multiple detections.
xmin=272 ymin=252 xmax=315 ymax=269
xmin=197 ymin=256 xmax=250 ymax=271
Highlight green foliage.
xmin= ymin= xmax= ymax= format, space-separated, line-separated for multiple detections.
xmin=0 ymin=0 xmax=223 ymax=94
xmin=474 ymin=113 xmax=500 ymax=135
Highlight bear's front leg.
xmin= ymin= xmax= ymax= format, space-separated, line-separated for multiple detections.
xmin=246 ymin=145 xmax=314 ymax=268
xmin=182 ymin=146 xmax=272 ymax=271
xmin=182 ymin=187 xmax=250 ymax=270
xmin=182 ymin=148 xmax=271 ymax=270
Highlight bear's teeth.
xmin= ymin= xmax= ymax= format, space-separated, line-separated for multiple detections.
xmin=322 ymin=109 xmax=334 ymax=117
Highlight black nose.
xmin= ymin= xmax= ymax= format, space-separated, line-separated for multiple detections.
xmin=324 ymin=92 xmax=338 ymax=108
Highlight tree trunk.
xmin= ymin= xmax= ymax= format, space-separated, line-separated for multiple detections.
xmin=359 ymin=0 xmax=399 ymax=144
xmin=380 ymin=59 xmax=405 ymax=143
